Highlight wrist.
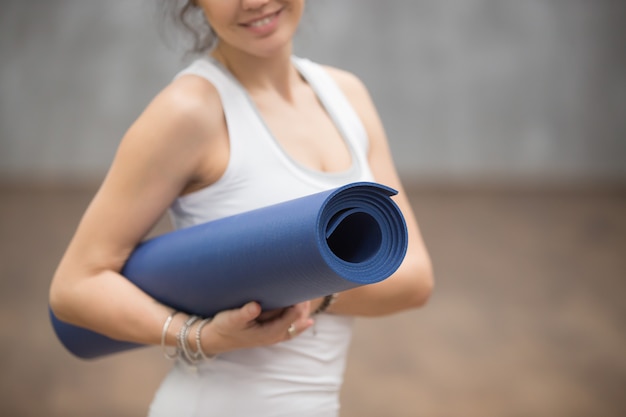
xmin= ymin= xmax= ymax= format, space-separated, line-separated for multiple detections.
xmin=312 ymin=293 xmax=337 ymax=315
xmin=190 ymin=318 xmax=215 ymax=360
xmin=160 ymin=311 xmax=217 ymax=363
xmin=163 ymin=311 xmax=187 ymax=348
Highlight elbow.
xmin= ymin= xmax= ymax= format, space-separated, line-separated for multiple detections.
xmin=48 ymin=279 xmax=65 ymax=319
xmin=406 ymin=260 xmax=435 ymax=309
xmin=48 ymin=273 xmax=73 ymax=322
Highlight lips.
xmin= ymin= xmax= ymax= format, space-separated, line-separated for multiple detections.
xmin=240 ymin=9 xmax=282 ymax=28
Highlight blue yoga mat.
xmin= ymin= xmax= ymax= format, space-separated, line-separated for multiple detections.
xmin=50 ymin=182 xmax=408 ymax=359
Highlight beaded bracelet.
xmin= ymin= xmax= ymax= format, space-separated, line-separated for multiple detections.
xmin=161 ymin=311 xmax=180 ymax=360
xmin=313 ymin=293 xmax=338 ymax=315
xmin=178 ymin=315 xmax=200 ymax=364
xmin=195 ymin=318 xmax=215 ymax=361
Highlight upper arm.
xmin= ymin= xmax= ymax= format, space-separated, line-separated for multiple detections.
xmin=55 ymin=77 xmax=223 ymax=280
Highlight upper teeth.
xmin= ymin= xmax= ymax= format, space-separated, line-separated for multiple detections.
xmin=250 ymin=16 xmax=272 ymax=27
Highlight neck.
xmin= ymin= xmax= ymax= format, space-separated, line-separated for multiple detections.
xmin=210 ymin=42 xmax=301 ymax=99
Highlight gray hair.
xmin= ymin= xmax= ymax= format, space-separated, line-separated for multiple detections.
xmin=159 ymin=0 xmax=216 ymax=55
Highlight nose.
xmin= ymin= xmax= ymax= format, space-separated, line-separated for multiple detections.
xmin=241 ymin=0 xmax=270 ymax=11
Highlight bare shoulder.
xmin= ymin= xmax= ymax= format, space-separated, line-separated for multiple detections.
xmin=321 ymin=65 xmax=371 ymax=102
xmin=320 ymin=65 xmax=382 ymax=142
xmin=117 ymin=73 xmax=225 ymax=170
xmin=161 ymin=73 xmax=222 ymax=115
xmin=320 ymin=65 xmax=379 ymax=127
xmin=106 ymin=72 xmax=229 ymax=196
xmin=141 ymin=74 xmax=224 ymax=140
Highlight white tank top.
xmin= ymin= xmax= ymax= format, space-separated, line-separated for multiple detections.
xmin=151 ymin=56 xmax=374 ymax=417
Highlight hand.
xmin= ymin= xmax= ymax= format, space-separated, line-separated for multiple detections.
xmin=256 ymin=307 xmax=289 ymax=323
xmin=200 ymin=301 xmax=314 ymax=355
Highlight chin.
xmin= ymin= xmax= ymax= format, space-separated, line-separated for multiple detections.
xmin=246 ymin=33 xmax=295 ymax=58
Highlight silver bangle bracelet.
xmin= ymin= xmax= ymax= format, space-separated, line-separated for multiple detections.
xmin=178 ymin=315 xmax=199 ymax=364
xmin=161 ymin=311 xmax=180 ymax=360
xmin=195 ymin=318 xmax=215 ymax=361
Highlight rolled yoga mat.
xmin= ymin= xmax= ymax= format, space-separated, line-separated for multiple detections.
xmin=50 ymin=181 xmax=408 ymax=359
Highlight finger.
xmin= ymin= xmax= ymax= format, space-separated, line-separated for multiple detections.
xmin=289 ymin=301 xmax=311 ymax=318
xmin=277 ymin=304 xmax=306 ymax=325
xmin=219 ymin=301 xmax=261 ymax=329
xmin=256 ymin=307 xmax=288 ymax=323
xmin=285 ymin=316 xmax=315 ymax=340
xmin=290 ymin=301 xmax=315 ymax=328
xmin=287 ymin=322 xmax=298 ymax=338
xmin=243 ymin=301 xmax=262 ymax=321
xmin=282 ymin=305 xmax=315 ymax=337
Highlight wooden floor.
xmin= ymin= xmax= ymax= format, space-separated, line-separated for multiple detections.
xmin=1 ymin=183 xmax=625 ymax=417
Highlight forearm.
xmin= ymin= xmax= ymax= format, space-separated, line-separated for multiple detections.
xmin=50 ymin=268 xmax=174 ymax=347
xmin=326 ymin=256 xmax=433 ymax=317
xmin=50 ymin=267 xmax=315 ymax=357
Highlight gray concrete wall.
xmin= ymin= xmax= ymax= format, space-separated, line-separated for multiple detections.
xmin=1 ymin=0 xmax=625 ymax=184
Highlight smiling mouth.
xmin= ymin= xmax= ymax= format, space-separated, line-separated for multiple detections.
xmin=242 ymin=9 xmax=282 ymax=28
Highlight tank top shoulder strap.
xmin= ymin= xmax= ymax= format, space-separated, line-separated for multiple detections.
xmin=174 ymin=57 xmax=249 ymax=110
xmin=291 ymin=57 xmax=370 ymax=156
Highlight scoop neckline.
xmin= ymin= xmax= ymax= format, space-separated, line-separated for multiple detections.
xmin=205 ymin=55 xmax=359 ymax=180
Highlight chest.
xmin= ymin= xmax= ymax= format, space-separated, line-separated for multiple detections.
xmin=252 ymin=89 xmax=353 ymax=174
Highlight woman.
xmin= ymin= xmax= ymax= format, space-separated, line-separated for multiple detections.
xmin=49 ymin=0 xmax=433 ymax=415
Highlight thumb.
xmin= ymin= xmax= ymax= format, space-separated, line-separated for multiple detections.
xmin=228 ymin=301 xmax=262 ymax=326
